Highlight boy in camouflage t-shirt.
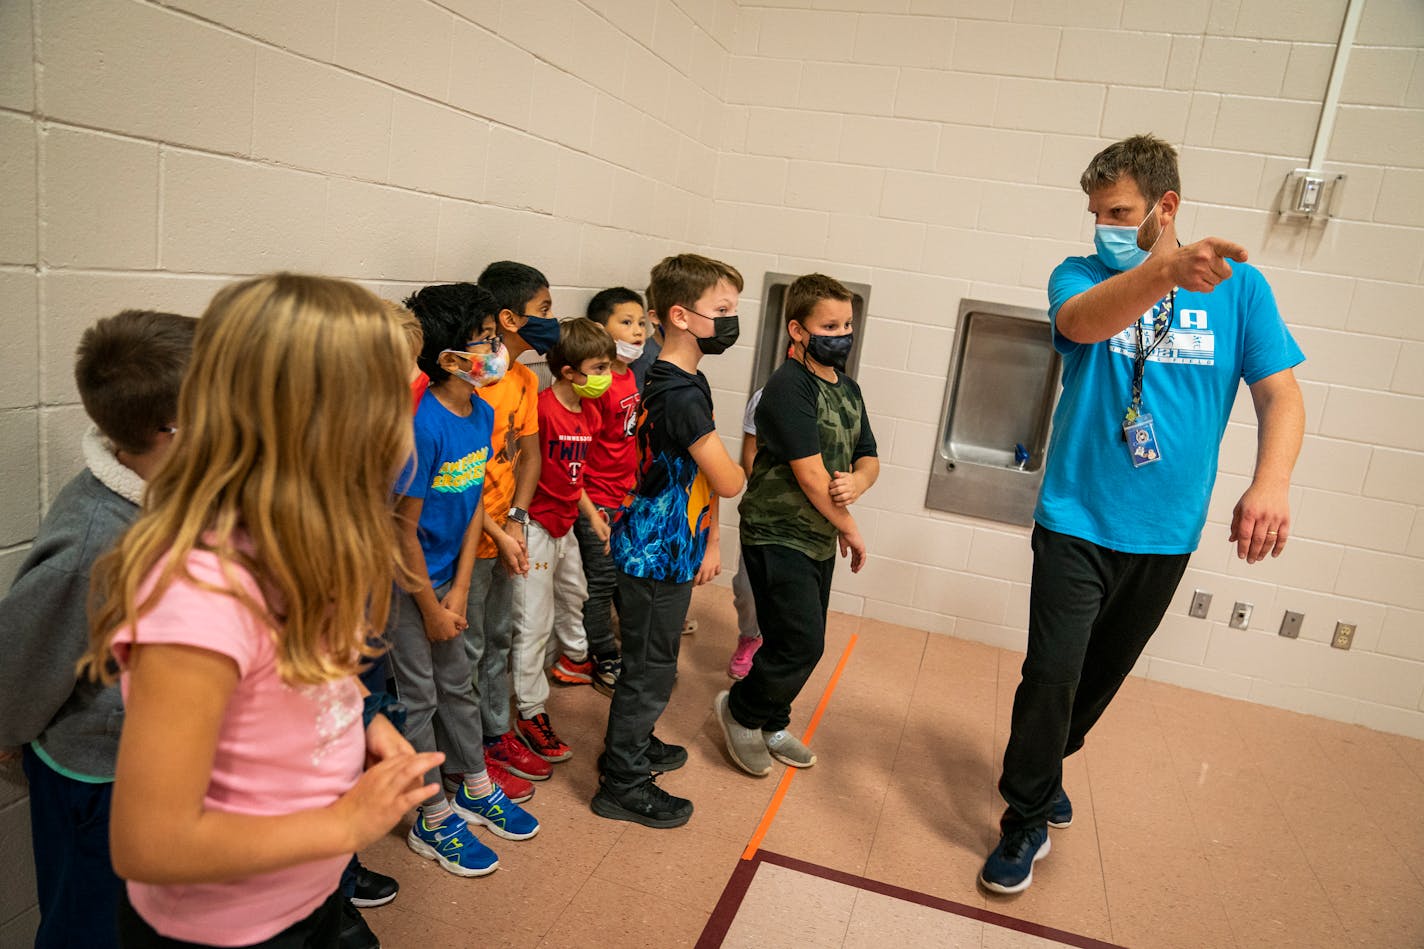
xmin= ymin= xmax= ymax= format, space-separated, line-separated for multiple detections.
xmin=715 ymin=274 xmax=879 ymax=777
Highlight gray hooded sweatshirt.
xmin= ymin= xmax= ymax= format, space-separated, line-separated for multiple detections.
xmin=0 ymin=427 xmax=143 ymax=780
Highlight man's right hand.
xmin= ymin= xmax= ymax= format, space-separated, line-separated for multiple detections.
xmin=1166 ymin=237 xmax=1248 ymax=293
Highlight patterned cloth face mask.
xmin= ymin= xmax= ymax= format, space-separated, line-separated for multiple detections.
xmin=441 ymin=342 xmax=507 ymax=388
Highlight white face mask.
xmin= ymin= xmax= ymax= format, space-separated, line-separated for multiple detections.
xmin=615 ymin=339 xmax=644 ymax=362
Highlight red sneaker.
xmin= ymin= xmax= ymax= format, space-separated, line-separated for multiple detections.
xmin=443 ymin=766 xmax=533 ymax=804
xmin=517 ymin=713 xmax=573 ymax=763
xmin=550 ymin=653 xmax=594 ymax=684
xmin=485 ymin=731 xmax=552 ymax=781
xmin=485 ymin=759 xmax=534 ymax=803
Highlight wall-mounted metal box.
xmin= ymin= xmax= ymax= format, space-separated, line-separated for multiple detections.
xmin=749 ymin=272 xmax=872 ymax=397
xmin=924 ymin=299 xmax=1062 ymax=527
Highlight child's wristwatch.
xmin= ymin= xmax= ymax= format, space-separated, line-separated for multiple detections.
xmin=507 ymin=506 xmax=530 ymax=526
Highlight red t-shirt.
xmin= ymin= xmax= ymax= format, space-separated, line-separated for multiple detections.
xmin=528 ymin=387 xmax=594 ymax=538
xmin=582 ymin=366 xmax=641 ymax=508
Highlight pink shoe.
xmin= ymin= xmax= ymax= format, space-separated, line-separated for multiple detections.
xmin=728 ymin=635 xmax=763 ymax=680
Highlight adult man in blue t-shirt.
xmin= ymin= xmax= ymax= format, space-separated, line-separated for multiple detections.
xmin=980 ymin=135 xmax=1306 ymax=895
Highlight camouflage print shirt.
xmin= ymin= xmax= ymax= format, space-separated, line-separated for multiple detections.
xmin=737 ymin=359 xmax=877 ymax=562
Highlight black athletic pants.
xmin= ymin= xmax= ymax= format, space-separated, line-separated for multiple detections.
xmin=728 ymin=543 xmax=835 ymax=734
xmin=999 ymin=524 xmax=1189 ymax=833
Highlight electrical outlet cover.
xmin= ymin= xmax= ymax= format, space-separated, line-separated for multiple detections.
xmin=1332 ymin=622 xmax=1356 ymax=650
xmin=1189 ymin=590 xmax=1212 ymax=619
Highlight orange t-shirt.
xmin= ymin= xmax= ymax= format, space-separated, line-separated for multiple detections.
xmin=474 ymin=360 xmax=539 ymax=558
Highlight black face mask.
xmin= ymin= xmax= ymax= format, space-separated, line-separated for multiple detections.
xmin=694 ymin=314 xmax=739 ymax=356
xmin=802 ymin=330 xmax=854 ymax=372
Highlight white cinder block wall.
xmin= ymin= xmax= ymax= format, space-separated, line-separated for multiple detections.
xmin=0 ymin=0 xmax=1420 ymax=938
xmin=0 ymin=0 xmax=735 ymax=939
xmin=702 ymin=0 xmax=1424 ymax=748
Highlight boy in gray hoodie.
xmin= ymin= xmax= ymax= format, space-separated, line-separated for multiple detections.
xmin=0 ymin=310 xmax=194 ymax=949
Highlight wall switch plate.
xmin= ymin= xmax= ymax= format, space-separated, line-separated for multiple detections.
xmin=1332 ymin=622 xmax=1356 ymax=650
xmin=1279 ymin=611 xmax=1304 ymax=638
xmin=1230 ymin=602 xmax=1253 ymax=629
xmin=1279 ymin=169 xmax=1346 ymax=219
xmin=1189 ymin=590 xmax=1212 ymax=619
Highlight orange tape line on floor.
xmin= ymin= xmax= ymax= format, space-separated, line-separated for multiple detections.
xmin=741 ymin=632 xmax=859 ymax=861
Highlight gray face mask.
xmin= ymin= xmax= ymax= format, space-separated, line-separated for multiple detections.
xmin=802 ymin=329 xmax=854 ymax=372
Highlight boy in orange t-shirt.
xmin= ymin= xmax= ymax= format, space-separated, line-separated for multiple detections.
xmin=468 ymin=261 xmax=562 ymax=785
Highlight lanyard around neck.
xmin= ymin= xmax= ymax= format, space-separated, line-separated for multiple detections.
xmin=1128 ymin=289 xmax=1175 ymax=414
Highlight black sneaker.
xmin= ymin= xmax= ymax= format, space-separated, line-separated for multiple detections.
xmin=339 ymin=899 xmax=380 ymax=949
xmin=596 ymin=734 xmax=687 ymax=776
xmin=591 ymin=653 xmax=622 ymax=697
xmin=590 ymin=777 xmax=693 ymax=828
xmin=646 ymin=734 xmax=688 ymax=772
xmin=349 ymin=864 xmax=398 ymax=908
xmin=978 ymin=824 xmax=1050 ymax=895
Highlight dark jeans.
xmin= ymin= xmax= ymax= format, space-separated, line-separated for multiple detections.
xmin=341 ymin=646 xmax=391 ymax=899
xmin=23 ymin=745 xmax=122 ymax=949
xmin=574 ymin=507 xmax=620 ymax=657
xmin=999 ymin=524 xmax=1189 ymax=833
xmin=117 ymin=888 xmax=342 ymax=948
xmin=600 ymin=571 xmax=692 ymax=793
xmin=728 ymin=544 xmax=834 ymax=733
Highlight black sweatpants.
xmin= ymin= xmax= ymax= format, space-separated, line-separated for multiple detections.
xmin=728 ymin=543 xmax=835 ymax=734
xmin=999 ymin=524 xmax=1189 ymax=833
xmin=600 ymin=571 xmax=693 ymax=793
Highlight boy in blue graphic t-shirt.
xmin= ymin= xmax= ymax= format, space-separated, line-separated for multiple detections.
xmin=592 ymin=254 xmax=747 ymax=829
xmin=981 ymin=135 xmax=1305 ymax=896
xmin=387 ymin=283 xmax=537 ymax=880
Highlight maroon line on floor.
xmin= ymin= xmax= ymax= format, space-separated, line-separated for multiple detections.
xmin=698 ymin=849 xmax=1127 ymax=949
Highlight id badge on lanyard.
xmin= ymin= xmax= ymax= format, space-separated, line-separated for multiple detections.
xmin=1121 ymin=290 xmax=1174 ymax=468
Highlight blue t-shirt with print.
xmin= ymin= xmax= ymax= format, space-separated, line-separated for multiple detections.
xmin=1035 ymin=255 xmax=1304 ymax=555
xmin=404 ymin=390 xmax=495 ymax=587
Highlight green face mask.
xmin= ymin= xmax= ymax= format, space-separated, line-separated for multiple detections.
xmin=572 ymin=372 xmax=612 ymax=400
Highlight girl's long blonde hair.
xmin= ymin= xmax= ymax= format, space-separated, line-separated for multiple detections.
xmin=81 ymin=274 xmax=414 ymax=685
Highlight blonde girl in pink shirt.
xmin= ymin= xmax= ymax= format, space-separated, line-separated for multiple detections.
xmin=80 ymin=274 xmax=444 ymax=947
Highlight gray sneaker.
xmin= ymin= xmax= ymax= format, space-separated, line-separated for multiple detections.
xmin=714 ymin=690 xmax=772 ymax=776
xmin=763 ymin=729 xmax=816 ymax=768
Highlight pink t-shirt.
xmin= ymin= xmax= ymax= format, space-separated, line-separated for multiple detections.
xmin=112 ymin=549 xmax=365 ymax=946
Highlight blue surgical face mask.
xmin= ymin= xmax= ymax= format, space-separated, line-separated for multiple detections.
xmin=1094 ymin=199 xmax=1161 ymax=271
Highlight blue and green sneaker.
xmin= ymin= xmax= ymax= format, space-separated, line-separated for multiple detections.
xmin=452 ymin=782 xmax=540 ymax=841
xmin=406 ymin=811 xmax=499 ymax=877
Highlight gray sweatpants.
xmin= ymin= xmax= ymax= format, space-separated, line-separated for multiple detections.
xmin=468 ymin=556 xmax=515 ymax=740
xmin=385 ymin=580 xmax=488 ymax=803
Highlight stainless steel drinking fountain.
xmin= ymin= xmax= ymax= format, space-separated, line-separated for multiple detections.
xmin=924 ymin=299 xmax=1062 ymax=527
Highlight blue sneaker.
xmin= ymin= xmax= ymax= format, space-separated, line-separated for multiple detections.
xmin=1048 ymin=787 xmax=1072 ymax=829
xmin=406 ymin=811 xmax=499 ymax=877
xmin=979 ymin=824 xmax=1051 ymax=894
xmin=451 ymin=782 xmax=540 ymax=841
